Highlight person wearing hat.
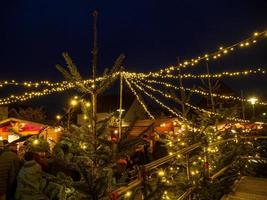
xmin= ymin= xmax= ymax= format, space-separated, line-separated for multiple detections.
xmin=0 ymin=140 xmax=20 ymax=200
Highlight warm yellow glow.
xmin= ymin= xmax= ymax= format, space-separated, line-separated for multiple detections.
xmin=160 ymin=123 xmax=166 ymax=127
xmin=116 ymin=108 xmax=125 ymax=113
xmin=248 ymin=97 xmax=258 ymax=105
xmin=114 ymin=130 xmax=118 ymax=134
xmin=231 ymin=129 xmax=236 ymax=133
xmin=83 ymin=115 xmax=88 ymax=120
xmin=33 ymin=139 xmax=39 ymax=145
xmin=56 ymin=115 xmax=61 ymax=120
xmin=80 ymin=143 xmax=87 ymax=150
xmin=158 ymin=170 xmax=165 ymax=177
xmin=125 ymin=191 xmax=132 ymax=198
xmin=132 ymin=78 xmax=251 ymax=123
xmin=254 ymin=32 xmax=259 ymax=36
xmin=70 ymin=99 xmax=78 ymax=106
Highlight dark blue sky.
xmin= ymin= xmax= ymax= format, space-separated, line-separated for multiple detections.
xmin=0 ymin=0 xmax=267 ymax=113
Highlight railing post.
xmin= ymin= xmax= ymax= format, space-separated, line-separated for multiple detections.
xmin=203 ymin=145 xmax=210 ymax=179
xmin=185 ymin=153 xmax=192 ymax=200
xmin=186 ymin=153 xmax=191 ymax=181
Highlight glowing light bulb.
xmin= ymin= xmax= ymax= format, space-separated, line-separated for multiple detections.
xmin=70 ymin=99 xmax=78 ymax=106
xmin=33 ymin=139 xmax=39 ymax=145
xmin=125 ymin=191 xmax=132 ymax=198
xmin=248 ymin=97 xmax=258 ymax=105
xmin=158 ymin=170 xmax=165 ymax=177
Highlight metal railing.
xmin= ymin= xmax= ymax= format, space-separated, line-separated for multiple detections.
xmin=110 ymin=135 xmax=267 ymax=199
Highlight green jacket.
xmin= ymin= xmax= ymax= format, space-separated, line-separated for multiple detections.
xmin=0 ymin=150 xmax=20 ymax=197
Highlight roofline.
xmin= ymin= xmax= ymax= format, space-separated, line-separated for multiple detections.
xmin=0 ymin=118 xmax=47 ymax=127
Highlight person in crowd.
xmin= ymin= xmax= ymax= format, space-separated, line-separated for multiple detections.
xmin=8 ymin=143 xmax=18 ymax=154
xmin=15 ymin=151 xmax=48 ymax=200
xmin=0 ymin=140 xmax=20 ymax=200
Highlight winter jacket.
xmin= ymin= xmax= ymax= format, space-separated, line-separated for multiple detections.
xmin=0 ymin=150 xmax=20 ymax=198
xmin=15 ymin=160 xmax=48 ymax=200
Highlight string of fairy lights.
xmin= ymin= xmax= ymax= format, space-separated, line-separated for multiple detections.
xmin=151 ymin=30 xmax=267 ymax=75
xmin=132 ymin=77 xmax=267 ymax=106
xmin=130 ymin=78 xmax=250 ymax=123
xmin=124 ymin=77 xmax=155 ymax=119
xmin=0 ymin=67 xmax=265 ymax=90
xmin=124 ymin=68 xmax=266 ymax=79
xmin=125 ymin=77 xmax=187 ymax=121
xmin=0 ymin=29 xmax=265 ymax=125
xmin=0 ymin=76 xmax=107 ymax=88
xmin=0 ymin=84 xmax=74 ymax=105
xmin=0 ymin=74 xmax=119 ymax=105
xmin=1 ymin=66 xmax=266 ymax=106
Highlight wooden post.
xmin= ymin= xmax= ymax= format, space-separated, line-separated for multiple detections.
xmin=177 ymin=57 xmax=186 ymax=119
xmin=203 ymin=145 xmax=210 ymax=179
xmin=206 ymin=62 xmax=215 ymax=113
xmin=185 ymin=153 xmax=191 ymax=181
xmin=118 ymin=72 xmax=123 ymax=140
xmin=91 ymin=11 xmax=98 ymax=151
xmin=241 ymin=90 xmax=246 ymax=120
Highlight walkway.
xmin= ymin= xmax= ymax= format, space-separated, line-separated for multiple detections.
xmin=221 ymin=176 xmax=267 ymax=200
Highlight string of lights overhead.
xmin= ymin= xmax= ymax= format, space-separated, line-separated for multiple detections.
xmin=124 ymin=77 xmax=155 ymax=119
xmin=132 ymin=79 xmax=251 ymax=123
xmin=0 ymin=74 xmax=120 ymax=105
xmin=127 ymin=78 xmax=187 ymax=121
xmin=0 ymin=77 xmax=107 ymax=89
xmin=159 ymin=30 xmax=267 ymax=74
xmin=134 ymin=78 xmax=267 ymax=106
xmin=0 ymin=84 xmax=74 ymax=105
xmin=0 ymin=30 xmax=266 ymax=110
xmin=0 ymin=66 xmax=264 ymax=90
xmin=124 ymin=68 xmax=266 ymax=80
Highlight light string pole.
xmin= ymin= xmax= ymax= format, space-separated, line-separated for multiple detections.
xmin=118 ymin=71 xmax=123 ymax=140
xmin=177 ymin=57 xmax=187 ymax=119
xmin=241 ymin=90 xmax=246 ymax=120
xmin=91 ymin=10 xmax=98 ymax=162
xmin=178 ymin=57 xmax=192 ymax=186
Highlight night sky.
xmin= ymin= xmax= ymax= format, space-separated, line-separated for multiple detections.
xmin=1 ymin=0 xmax=267 ymax=116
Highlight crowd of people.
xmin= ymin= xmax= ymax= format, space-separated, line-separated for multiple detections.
xmin=0 ymin=135 xmax=167 ymax=200
xmin=0 ymin=140 xmax=50 ymax=200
